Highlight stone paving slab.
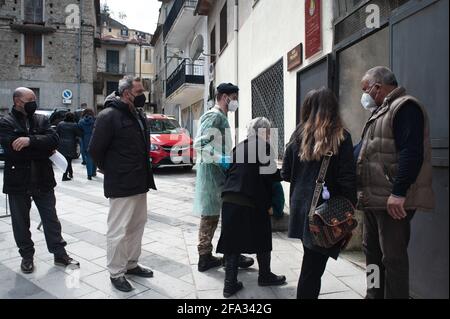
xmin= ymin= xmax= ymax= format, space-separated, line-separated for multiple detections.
xmin=0 ymin=160 xmax=366 ymax=299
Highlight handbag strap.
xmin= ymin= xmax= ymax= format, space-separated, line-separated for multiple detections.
xmin=308 ymin=151 xmax=334 ymax=219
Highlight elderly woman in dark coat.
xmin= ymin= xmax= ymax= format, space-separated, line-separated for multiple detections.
xmin=281 ymin=88 xmax=357 ymax=299
xmin=217 ymin=117 xmax=286 ymax=298
xmin=57 ymin=112 xmax=82 ymax=181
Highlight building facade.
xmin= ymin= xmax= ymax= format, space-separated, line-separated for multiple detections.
xmin=0 ymin=0 xmax=100 ymax=113
xmin=196 ymin=0 xmax=448 ymax=298
xmin=153 ymin=0 xmax=209 ymax=138
xmin=95 ymin=13 xmax=155 ymax=112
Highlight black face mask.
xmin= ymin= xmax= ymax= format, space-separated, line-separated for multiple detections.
xmin=24 ymin=101 xmax=37 ymax=116
xmin=133 ymin=94 xmax=146 ymax=108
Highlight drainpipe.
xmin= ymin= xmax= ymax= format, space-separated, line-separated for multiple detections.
xmin=234 ymin=0 xmax=239 ymax=142
xmin=76 ymin=0 xmax=84 ymax=109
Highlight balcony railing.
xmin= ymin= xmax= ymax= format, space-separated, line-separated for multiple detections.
xmin=163 ymin=0 xmax=198 ymax=39
xmin=166 ymin=59 xmax=204 ymax=98
xmin=105 ymin=63 xmax=126 ymax=75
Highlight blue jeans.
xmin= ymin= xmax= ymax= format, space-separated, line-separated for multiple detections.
xmin=85 ymin=153 xmax=96 ymax=177
xmin=80 ymin=140 xmax=87 ymax=163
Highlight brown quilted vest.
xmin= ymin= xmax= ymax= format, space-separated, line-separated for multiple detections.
xmin=356 ymin=87 xmax=435 ymax=212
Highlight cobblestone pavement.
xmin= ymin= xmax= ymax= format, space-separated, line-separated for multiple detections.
xmin=0 ymin=160 xmax=365 ymax=299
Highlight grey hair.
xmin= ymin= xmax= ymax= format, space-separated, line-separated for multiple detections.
xmin=118 ymin=76 xmax=141 ymax=96
xmin=247 ymin=117 xmax=272 ymax=137
xmin=363 ymin=66 xmax=398 ymax=87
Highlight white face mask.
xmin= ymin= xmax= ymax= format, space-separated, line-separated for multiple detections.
xmin=361 ymin=93 xmax=378 ymax=111
xmin=227 ymin=98 xmax=239 ymax=112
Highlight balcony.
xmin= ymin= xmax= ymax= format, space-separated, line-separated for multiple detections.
xmin=98 ymin=62 xmax=127 ymax=77
xmin=166 ymin=59 xmax=205 ymax=103
xmin=163 ymin=0 xmax=199 ymax=46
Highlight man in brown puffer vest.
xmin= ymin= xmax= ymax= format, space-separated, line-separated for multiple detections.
xmin=356 ymin=67 xmax=435 ymax=299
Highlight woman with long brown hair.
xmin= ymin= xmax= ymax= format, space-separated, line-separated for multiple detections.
xmin=282 ymin=88 xmax=357 ymax=299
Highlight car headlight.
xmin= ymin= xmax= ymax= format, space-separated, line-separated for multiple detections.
xmin=150 ymin=144 xmax=160 ymax=151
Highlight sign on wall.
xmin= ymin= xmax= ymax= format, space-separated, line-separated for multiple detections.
xmin=287 ymin=44 xmax=303 ymax=71
xmin=62 ymin=89 xmax=73 ymax=105
xmin=305 ymin=0 xmax=322 ymax=59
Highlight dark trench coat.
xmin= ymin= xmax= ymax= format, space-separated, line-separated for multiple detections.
xmin=217 ymin=136 xmax=282 ymax=254
xmin=281 ymin=130 xmax=357 ymax=259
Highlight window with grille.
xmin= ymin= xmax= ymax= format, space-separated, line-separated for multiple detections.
xmin=219 ymin=2 xmax=227 ymax=52
xmin=334 ymin=0 xmax=411 ymax=44
xmin=24 ymin=34 xmax=42 ymax=65
xmin=251 ymin=59 xmax=285 ymax=159
xmin=24 ymin=0 xmax=44 ymax=24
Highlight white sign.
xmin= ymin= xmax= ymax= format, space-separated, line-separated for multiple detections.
xmin=62 ymin=89 xmax=73 ymax=100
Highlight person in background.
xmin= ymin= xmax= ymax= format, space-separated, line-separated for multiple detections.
xmin=78 ymin=108 xmax=97 ymax=180
xmin=79 ymin=103 xmax=88 ymax=165
xmin=0 ymin=87 xmax=79 ymax=274
xmin=56 ymin=112 xmax=82 ymax=181
xmin=282 ymin=88 xmax=357 ymax=299
xmin=217 ymin=117 xmax=286 ymax=298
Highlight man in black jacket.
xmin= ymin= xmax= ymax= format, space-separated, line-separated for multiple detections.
xmin=0 ymin=87 xmax=79 ymax=274
xmin=89 ymin=76 xmax=157 ymax=292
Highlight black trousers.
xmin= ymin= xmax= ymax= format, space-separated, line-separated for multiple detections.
xmin=8 ymin=190 xmax=67 ymax=260
xmin=363 ymin=210 xmax=415 ymax=299
xmin=297 ymin=245 xmax=329 ymax=299
xmin=64 ymin=157 xmax=73 ymax=177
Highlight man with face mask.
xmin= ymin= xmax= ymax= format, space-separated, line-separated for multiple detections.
xmin=89 ymin=76 xmax=157 ymax=292
xmin=0 ymin=87 xmax=80 ymax=274
xmin=357 ymin=67 xmax=435 ymax=299
xmin=193 ymin=83 xmax=254 ymax=273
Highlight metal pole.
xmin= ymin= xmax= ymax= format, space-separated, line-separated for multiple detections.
xmin=140 ymin=42 xmax=142 ymax=79
xmin=76 ymin=0 xmax=84 ymax=109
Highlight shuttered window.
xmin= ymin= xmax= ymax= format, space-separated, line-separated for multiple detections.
xmin=210 ymin=26 xmax=216 ymax=64
xmin=24 ymin=34 xmax=42 ymax=65
xmin=24 ymin=0 xmax=44 ymax=24
xmin=219 ymin=2 xmax=227 ymax=52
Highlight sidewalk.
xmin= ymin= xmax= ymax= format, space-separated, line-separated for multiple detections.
xmin=0 ymin=160 xmax=366 ymax=299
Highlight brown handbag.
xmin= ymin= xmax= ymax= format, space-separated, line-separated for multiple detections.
xmin=308 ymin=152 xmax=358 ymax=249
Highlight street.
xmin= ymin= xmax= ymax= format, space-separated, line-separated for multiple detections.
xmin=0 ymin=160 xmax=365 ymax=299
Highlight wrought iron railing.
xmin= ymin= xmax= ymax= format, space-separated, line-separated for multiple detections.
xmin=163 ymin=0 xmax=198 ymax=39
xmin=166 ymin=59 xmax=204 ymax=98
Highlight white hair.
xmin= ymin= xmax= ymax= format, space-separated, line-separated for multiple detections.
xmin=247 ymin=117 xmax=272 ymax=137
xmin=363 ymin=66 xmax=398 ymax=87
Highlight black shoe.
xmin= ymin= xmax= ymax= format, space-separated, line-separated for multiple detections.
xmin=21 ymin=259 xmax=34 ymax=274
xmin=81 ymin=161 xmax=86 ymax=166
xmin=92 ymin=173 xmax=97 ymax=177
xmin=238 ymin=255 xmax=254 ymax=269
xmin=54 ymin=255 xmax=80 ymax=268
xmin=110 ymin=276 xmax=134 ymax=292
xmin=62 ymin=175 xmax=71 ymax=181
xmin=87 ymin=176 xmax=92 ymax=180
xmin=126 ymin=265 xmax=154 ymax=278
xmin=198 ymin=254 xmax=223 ymax=272
xmin=224 ymin=281 xmax=243 ymax=298
xmin=258 ymin=272 xmax=287 ymax=287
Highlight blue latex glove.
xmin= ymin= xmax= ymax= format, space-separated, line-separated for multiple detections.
xmin=218 ymin=155 xmax=232 ymax=171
